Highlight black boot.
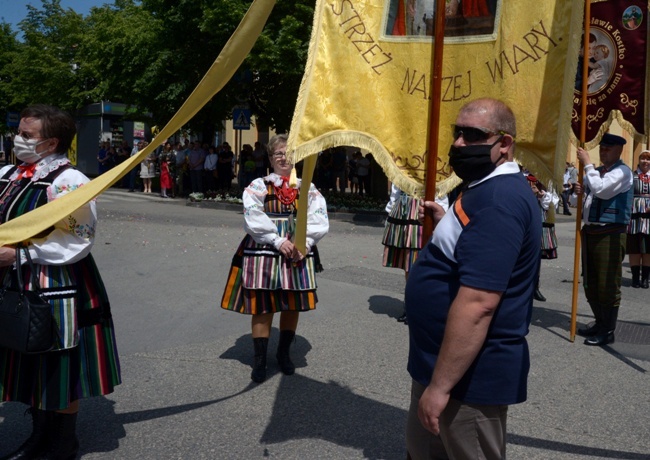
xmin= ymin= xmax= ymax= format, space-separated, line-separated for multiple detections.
xmin=631 ymin=266 xmax=641 ymax=288
xmin=43 ymin=412 xmax=79 ymax=460
xmin=533 ymin=275 xmax=546 ymax=302
xmin=1 ymin=408 xmax=52 ymax=460
xmin=642 ymin=266 xmax=650 ymax=289
xmin=577 ymin=322 xmax=600 ymax=337
xmin=276 ymin=330 xmax=296 ymax=376
xmin=584 ymin=308 xmax=618 ymax=346
xmin=251 ymin=338 xmax=268 ymax=383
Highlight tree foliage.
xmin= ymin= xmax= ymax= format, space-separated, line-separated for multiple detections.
xmin=0 ymin=0 xmax=316 ymax=138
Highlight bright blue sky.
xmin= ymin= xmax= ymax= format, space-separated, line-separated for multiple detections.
xmin=0 ymin=0 xmax=109 ymax=31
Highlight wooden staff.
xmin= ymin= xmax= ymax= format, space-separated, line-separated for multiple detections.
xmin=421 ymin=0 xmax=447 ymax=244
xmin=570 ymin=0 xmax=591 ymax=342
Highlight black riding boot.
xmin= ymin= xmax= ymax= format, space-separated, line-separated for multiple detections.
xmin=631 ymin=265 xmax=641 ymax=288
xmin=1 ymin=408 xmax=52 ymax=460
xmin=251 ymin=337 xmax=268 ymax=383
xmin=276 ymin=330 xmax=296 ymax=376
xmin=584 ymin=308 xmax=618 ymax=346
xmin=642 ymin=266 xmax=650 ymax=289
xmin=43 ymin=412 xmax=79 ymax=460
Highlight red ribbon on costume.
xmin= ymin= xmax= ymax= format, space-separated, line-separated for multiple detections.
xmin=274 ymin=176 xmax=298 ymax=206
xmin=16 ymin=164 xmax=37 ymax=180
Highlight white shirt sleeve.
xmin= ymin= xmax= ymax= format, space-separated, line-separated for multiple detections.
xmin=385 ymin=184 xmax=401 ymax=213
xmin=28 ymin=168 xmax=96 ymax=265
xmin=584 ymin=164 xmax=633 ymax=200
xmin=305 ymin=183 xmax=329 ymax=250
xmin=538 ymin=191 xmax=556 ymax=210
xmin=243 ymin=178 xmax=286 ymax=249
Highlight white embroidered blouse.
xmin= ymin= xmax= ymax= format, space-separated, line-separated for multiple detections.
xmin=243 ymin=173 xmax=329 ymax=252
xmin=0 ymin=153 xmax=96 ymax=265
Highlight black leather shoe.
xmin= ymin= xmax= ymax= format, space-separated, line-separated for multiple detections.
xmin=533 ymin=289 xmax=546 ymax=302
xmin=397 ymin=312 xmax=407 ymax=323
xmin=577 ymin=322 xmax=600 ymax=337
xmin=563 ymin=211 xmax=572 ymax=216
xmin=584 ymin=330 xmax=615 ymax=346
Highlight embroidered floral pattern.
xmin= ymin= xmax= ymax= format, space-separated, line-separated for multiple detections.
xmin=313 ymin=207 xmax=329 ymax=219
xmin=49 ymin=182 xmax=84 ymax=198
xmin=246 ymin=179 xmax=269 ymax=196
xmin=244 ymin=203 xmax=263 ymax=217
xmin=67 ymin=215 xmax=95 ymax=240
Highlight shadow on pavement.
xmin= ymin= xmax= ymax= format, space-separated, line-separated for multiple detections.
xmin=261 ymin=373 xmax=407 ymax=459
xmin=509 ymin=433 xmax=650 ymax=459
xmin=0 ymin=383 xmax=257 ymax=458
xmin=368 ymin=294 xmax=405 ymax=320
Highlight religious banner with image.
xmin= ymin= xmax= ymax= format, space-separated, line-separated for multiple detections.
xmin=288 ymin=0 xmax=584 ymax=196
xmin=571 ymin=0 xmax=648 ymax=149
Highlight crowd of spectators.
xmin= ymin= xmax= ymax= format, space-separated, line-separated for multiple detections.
xmin=96 ymin=139 xmax=384 ymax=199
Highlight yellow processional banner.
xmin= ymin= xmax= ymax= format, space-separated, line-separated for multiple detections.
xmin=0 ymin=0 xmax=276 ymax=246
xmin=288 ymin=0 xmax=585 ymax=197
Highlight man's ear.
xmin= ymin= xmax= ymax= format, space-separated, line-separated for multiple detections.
xmin=499 ymin=134 xmax=514 ymax=153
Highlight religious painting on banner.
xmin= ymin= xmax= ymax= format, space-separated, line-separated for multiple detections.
xmin=571 ymin=0 xmax=648 ymax=149
xmin=287 ymin=0 xmax=583 ymax=197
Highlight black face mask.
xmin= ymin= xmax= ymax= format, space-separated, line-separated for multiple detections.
xmin=448 ymin=137 xmax=503 ymax=182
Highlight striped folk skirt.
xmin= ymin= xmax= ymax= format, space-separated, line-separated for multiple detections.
xmin=221 ymin=234 xmax=320 ymax=315
xmin=541 ymin=222 xmax=558 ymax=259
xmin=382 ymin=194 xmax=422 ymax=272
xmin=0 ymin=255 xmax=121 ymax=411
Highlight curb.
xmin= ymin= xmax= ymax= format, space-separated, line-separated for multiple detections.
xmin=185 ymin=200 xmax=386 ymax=223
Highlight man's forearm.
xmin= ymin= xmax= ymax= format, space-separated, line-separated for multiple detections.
xmin=429 ymin=286 xmax=501 ymax=393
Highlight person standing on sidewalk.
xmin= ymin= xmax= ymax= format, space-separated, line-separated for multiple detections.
xmin=0 ymin=104 xmax=121 ymax=460
xmin=561 ymin=162 xmax=578 ymax=215
xmin=405 ymin=98 xmax=540 ymax=460
xmin=574 ymin=133 xmax=633 ymax=346
xmin=220 ymin=134 xmax=329 ymax=383
xmin=382 ymin=184 xmax=453 ymax=324
xmin=626 ymin=150 xmax=650 ymax=288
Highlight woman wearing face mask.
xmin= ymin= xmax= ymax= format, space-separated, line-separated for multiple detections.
xmin=0 ymin=105 xmax=121 ymax=460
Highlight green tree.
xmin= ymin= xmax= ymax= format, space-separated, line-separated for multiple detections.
xmin=0 ymin=22 xmax=20 ymax=133
xmin=0 ymin=0 xmax=316 ymax=139
xmin=0 ymin=0 xmax=87 ymax=111
xmin=244 ymin=0 xmax=315 ymax=133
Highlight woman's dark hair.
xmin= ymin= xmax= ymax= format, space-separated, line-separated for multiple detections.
xmin=21 ymin=104 xmax=76 ymax=154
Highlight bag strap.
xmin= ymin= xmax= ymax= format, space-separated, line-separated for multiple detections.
xmin=15 ymin=245 xmax=44 ymax=293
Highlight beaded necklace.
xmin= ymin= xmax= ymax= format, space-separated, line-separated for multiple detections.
xmin=274 ymin=176 xmax=299 ymax=206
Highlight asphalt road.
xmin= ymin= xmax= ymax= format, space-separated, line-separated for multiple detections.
xmin=1 ymin=189 xmax=649 ymax=459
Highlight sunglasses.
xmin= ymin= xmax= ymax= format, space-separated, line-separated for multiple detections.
xmin=453 ymin=125 xmax=505 ymax=143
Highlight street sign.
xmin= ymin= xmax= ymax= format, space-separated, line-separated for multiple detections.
xmin=233 ymin=108 xmax=251 ymax=130
xmin=6 ymin=112 xmax=19 ymax=127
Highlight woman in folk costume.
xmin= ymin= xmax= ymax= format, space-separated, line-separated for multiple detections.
xmin=382 ymin=185 xmax=422 ymax=324
xmin=382 ymin=184 xmax=452 ymax=324
xmin=221 ymin=134 xmax=329 ymax=383
xmin=627 ymin=150 xmax=650 ymax=288
xmin=526 ymin=173 xmax=559 ymax=302
xmin=0 ymin=105 xmax=120 ymax=460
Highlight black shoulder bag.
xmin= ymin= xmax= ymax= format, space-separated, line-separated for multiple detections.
xmin=0 ymin=247 xmax=54 ymax=353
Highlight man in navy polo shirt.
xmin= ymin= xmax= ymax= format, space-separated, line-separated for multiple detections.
xmin=405 ymin=98 xmax=541 ymax=459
